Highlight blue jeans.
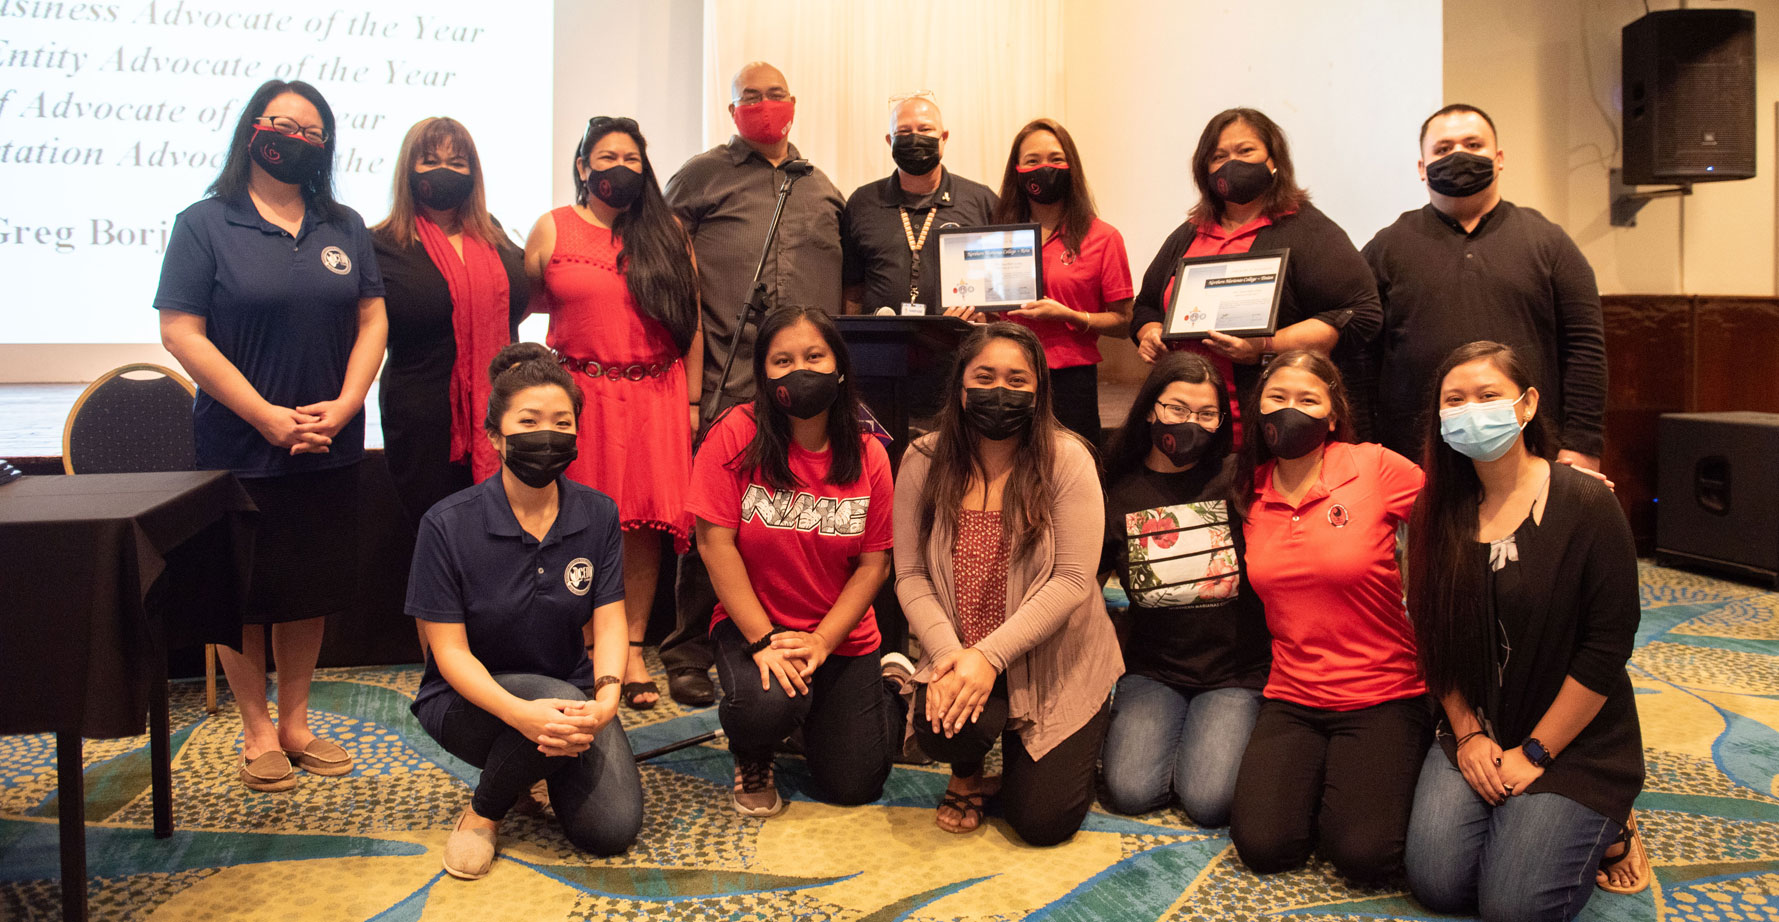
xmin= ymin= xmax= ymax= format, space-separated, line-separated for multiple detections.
xmin=1101 ymin=676 xmax=1261 ymax=827
xmin=427 ymin=673 xmax=644 ymax=857
xmin=1405 ymin=746 xmax=1622 ymax=922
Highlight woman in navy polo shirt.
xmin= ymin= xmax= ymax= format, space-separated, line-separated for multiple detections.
xmin=155 ymin=79 xmax=387 ymax=793
xmin=992 ymin=118 xmax=1135 ymax=444
xmin=406 ymin=342 xmax=644 ymax=878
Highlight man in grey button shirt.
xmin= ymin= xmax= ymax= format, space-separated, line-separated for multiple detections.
xmin=659 ymin=61 xmax=845 ymax=704
xmin=664 ymin=60 xmax=846 ymax=420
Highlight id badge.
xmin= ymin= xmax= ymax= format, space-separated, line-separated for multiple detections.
xmin=899 ymin=302 xmax=928 ymax=316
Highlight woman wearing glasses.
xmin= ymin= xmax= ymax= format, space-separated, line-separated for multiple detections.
xmin=155 ymin=79 xmax=387 ymax=792
xmin=524 ymin=116 xmax=702 ymax=710
xmin=1097 ymin=353 xmax=1268 ymax=828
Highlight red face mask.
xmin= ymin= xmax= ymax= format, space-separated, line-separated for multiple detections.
xmin=732 ymin=98 xmax=794 ymax=144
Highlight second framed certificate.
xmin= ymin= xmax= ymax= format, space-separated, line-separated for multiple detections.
xmin=937 ymin=223 xmax=1044 ymax=313
xmin=1161 ymin=248 xmax=1290 ymax=340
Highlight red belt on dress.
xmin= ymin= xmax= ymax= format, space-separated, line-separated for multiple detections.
xmin=556 ymin=354 xmax=681 ymax=381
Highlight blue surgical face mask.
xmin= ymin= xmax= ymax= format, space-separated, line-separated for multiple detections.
xmin=1439 ymin=392 xmax=1529 ymax=462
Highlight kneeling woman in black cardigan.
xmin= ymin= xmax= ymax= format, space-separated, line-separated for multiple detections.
xmin=1403 ymin=340 xmax=1647 ymax=922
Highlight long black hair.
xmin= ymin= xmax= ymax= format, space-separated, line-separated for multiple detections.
xmin=1230 ymin=350 xmax=1356 ymax=516
xmin=575 ymin=116 xmax=700 ymax=354
xmin=992 ymin=118 xmax=1099 ymax=256
xmin=208 ymin=80 xmax=344 ymax=218
xmin=1407 ymin=341 xmax=1557 ymax=705
xmin=1104 ymin=352 xmax=1233 ymax=484
xmin=738 ymin=307 xmax=864 ymax=491
xmin=914 ymin=322 xmax=1082 ymax=557
xmin=484 ymin=342 xmax=583 ymax=434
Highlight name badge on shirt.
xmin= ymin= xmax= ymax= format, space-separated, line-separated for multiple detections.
xmin=900 ymin=302 xmax=928 ymax=316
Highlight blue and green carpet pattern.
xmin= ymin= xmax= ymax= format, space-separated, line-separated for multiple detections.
xmin=2 ymin=562 xmax=1777 ymax=921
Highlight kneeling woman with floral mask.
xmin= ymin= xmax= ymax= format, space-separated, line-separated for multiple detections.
xmin=406 ymin=342 xmax=644 ymax=879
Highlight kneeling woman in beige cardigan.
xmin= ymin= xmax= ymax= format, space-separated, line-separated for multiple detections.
xmin=894 ymin=322 xmax=1124 ymax=846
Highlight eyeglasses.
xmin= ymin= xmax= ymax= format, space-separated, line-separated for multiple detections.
xmin=254 ymin=116 xmax=327 ymax=146
xmin=579 ymin=116 xmax=640 ymax=155
xmin=888 ymin=89 xmax=937 ymax=108
xmin=733 ymin=89 xmax=791 ymax=106
xmin=1155 ymin=401 xmax=1222 ymax=427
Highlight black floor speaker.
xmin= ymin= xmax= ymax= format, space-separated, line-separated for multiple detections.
xmin=1656 ymin=411 xmax=1779 ymax=585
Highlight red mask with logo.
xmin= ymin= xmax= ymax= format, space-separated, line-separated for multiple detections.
xmin=733 ymin=99 xmax=795 ymax=144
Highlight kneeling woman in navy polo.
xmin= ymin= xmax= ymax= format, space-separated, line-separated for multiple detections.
xmin=406 ymin=342 xmax=644 ymax=879
xmin=687 ymin=306 xmax=902 ymax=818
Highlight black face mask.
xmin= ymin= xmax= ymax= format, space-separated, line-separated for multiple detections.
xmin=1211 ymin=158 xmax=1274 ymax=206
xmin=769 ymin=368 xmax=840 ymax=420
xmin=1151 ymin=420 xmax=1215 ymax=468
xmin=249 ymin=127 xmax=319 ymax=185
xmin=502 ymin=430 xmax=578 ymax=488
xmin=411 ymin=166 xmax=474 ymax=211
xmin=1425 ymin=151 xmax=1497 ymax=198
xmin=963 ymin=386 xmax=1036 ymax=441
xmin=891 ymin=133 xmax=942 ymax=176
xmin=585 ymin=164 xmax=647 ymax=209
xmin=1259 ymin=407 xmax=1329 ymax=461
xmin=1018 ymin=165 xmax=1071 ymax=205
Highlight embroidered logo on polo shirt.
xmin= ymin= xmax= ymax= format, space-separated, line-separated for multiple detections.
xmin=320 ymin=246 xmax=352 ymax=275
xmin=1327 ymin=504 xmax=1349 ymax=528
xmin=565 ymin=558 xmax=593 ymax=596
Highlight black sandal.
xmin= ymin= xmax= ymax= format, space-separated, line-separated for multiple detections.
xmin=1596 ymin=812 xmax=1651 ymax=894
xmin=937 ymin=790 xmax=988 ymax=833
xmin=622 ymin=641 xmax=660 ymax=711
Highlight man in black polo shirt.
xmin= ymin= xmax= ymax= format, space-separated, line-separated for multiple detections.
xmin=841 ymin=95 xmax=997 ymax=315
xmin=1364 ymin=104 xmax=1607 ymax=470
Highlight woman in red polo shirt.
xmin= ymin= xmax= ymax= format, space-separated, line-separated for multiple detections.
xmin=687 ymin=306 xmax=902 ymax=818
xmin=992 ymin=118 xmax=1134 ymax=444
xmin=1226 ymin=350 xmax=1431 ymax=885
xmin=1128 ymin=108 xmax=1380 ymax=444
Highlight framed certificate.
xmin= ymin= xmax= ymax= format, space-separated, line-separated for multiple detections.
xmin=936 ymin=223 xmax=1044 ymax=312
xmin=1161 ymin=248 xmax=1290 ymax=340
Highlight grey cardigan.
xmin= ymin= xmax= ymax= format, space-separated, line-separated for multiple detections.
xmin=893 ymin=431 xmax=1124 ymax=760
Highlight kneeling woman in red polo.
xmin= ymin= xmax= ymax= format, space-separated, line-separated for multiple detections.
xmin=687 ymin=306 xmax=902 ymax=818
xmin=1227 ymin=350 xmax=1431 ymax=884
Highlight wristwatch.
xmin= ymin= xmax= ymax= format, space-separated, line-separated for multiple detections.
xmin=1521 ymin=737 xmax=1555 ymax=768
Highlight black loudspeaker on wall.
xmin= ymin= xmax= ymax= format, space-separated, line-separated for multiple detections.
xmin=1622 ymin=9 xmax=1757 ymax=185
xmin=1656 ymin=412 xmax=1779 ymax=587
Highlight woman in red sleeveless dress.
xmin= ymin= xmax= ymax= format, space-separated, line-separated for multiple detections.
xmin=524 ymin=116 xmax=702 ymax=709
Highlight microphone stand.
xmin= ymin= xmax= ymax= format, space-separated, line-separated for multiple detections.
xmin=699 ymin=161 xmax=811 ymax=443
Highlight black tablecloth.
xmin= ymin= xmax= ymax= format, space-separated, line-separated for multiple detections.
xmin=0 ymin=471 xmax=255 ymax=738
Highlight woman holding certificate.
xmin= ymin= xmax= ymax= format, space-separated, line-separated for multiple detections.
xmin=1129 ymin=108 xmax=1380 ymax=444
xmin=992 ymin=118 xmax=1135 ymax=445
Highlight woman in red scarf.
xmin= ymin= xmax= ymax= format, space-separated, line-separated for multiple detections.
xmin=523 ymin=117 xmax=703 ymax=710
xmin=372 ymin=117 xmax=528 ymax=560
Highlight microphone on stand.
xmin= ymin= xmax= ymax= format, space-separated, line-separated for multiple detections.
xmin=782 ymin=158 xmax=814 ymax=176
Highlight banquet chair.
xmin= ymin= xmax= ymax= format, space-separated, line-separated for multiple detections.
xmin=61 ymin=364 xmax=221 ymax=713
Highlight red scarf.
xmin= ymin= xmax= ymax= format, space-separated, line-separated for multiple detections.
xmin=415 ymin=215 xmax=511 ymax=481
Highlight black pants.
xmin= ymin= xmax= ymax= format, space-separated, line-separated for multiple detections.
xmin=660 ymin=542 xmax=716 ymax=674
xmin=710 ymin=619 xmax=901 ymax=806
xmin=425 ymin=674 xmax=644 ymax=857
xmin=1049 ymin=364 xmax=1102 ymax=448
xmin=913 ymin=679 xmax=1111 ymax=847
xmin=1229 ymin=696 xmax=1433 ymax=885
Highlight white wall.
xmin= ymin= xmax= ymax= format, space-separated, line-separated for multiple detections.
xmin=1444 ymin=0 xmax=1779 ymax=296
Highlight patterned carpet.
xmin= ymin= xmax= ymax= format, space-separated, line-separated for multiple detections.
xmin=2 ymin=561 xmax=1776 ymax=922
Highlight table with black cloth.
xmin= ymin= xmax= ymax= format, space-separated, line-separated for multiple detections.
xmin=0 ymin=471 xmax=254 ymax=922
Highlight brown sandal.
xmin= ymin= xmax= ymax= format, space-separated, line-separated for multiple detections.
xmin=1596 ymin=812 xmax=1651 ymax=894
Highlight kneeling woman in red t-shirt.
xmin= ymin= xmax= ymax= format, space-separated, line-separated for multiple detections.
xmin=1227 ymin=350 xmax=1432 ymax=884
xmin=687 ymin=306 xmax=901 ymax=818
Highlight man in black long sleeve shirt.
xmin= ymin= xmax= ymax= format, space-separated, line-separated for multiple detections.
xmin=1364 ymin=105 xmax=1607 ymax=469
